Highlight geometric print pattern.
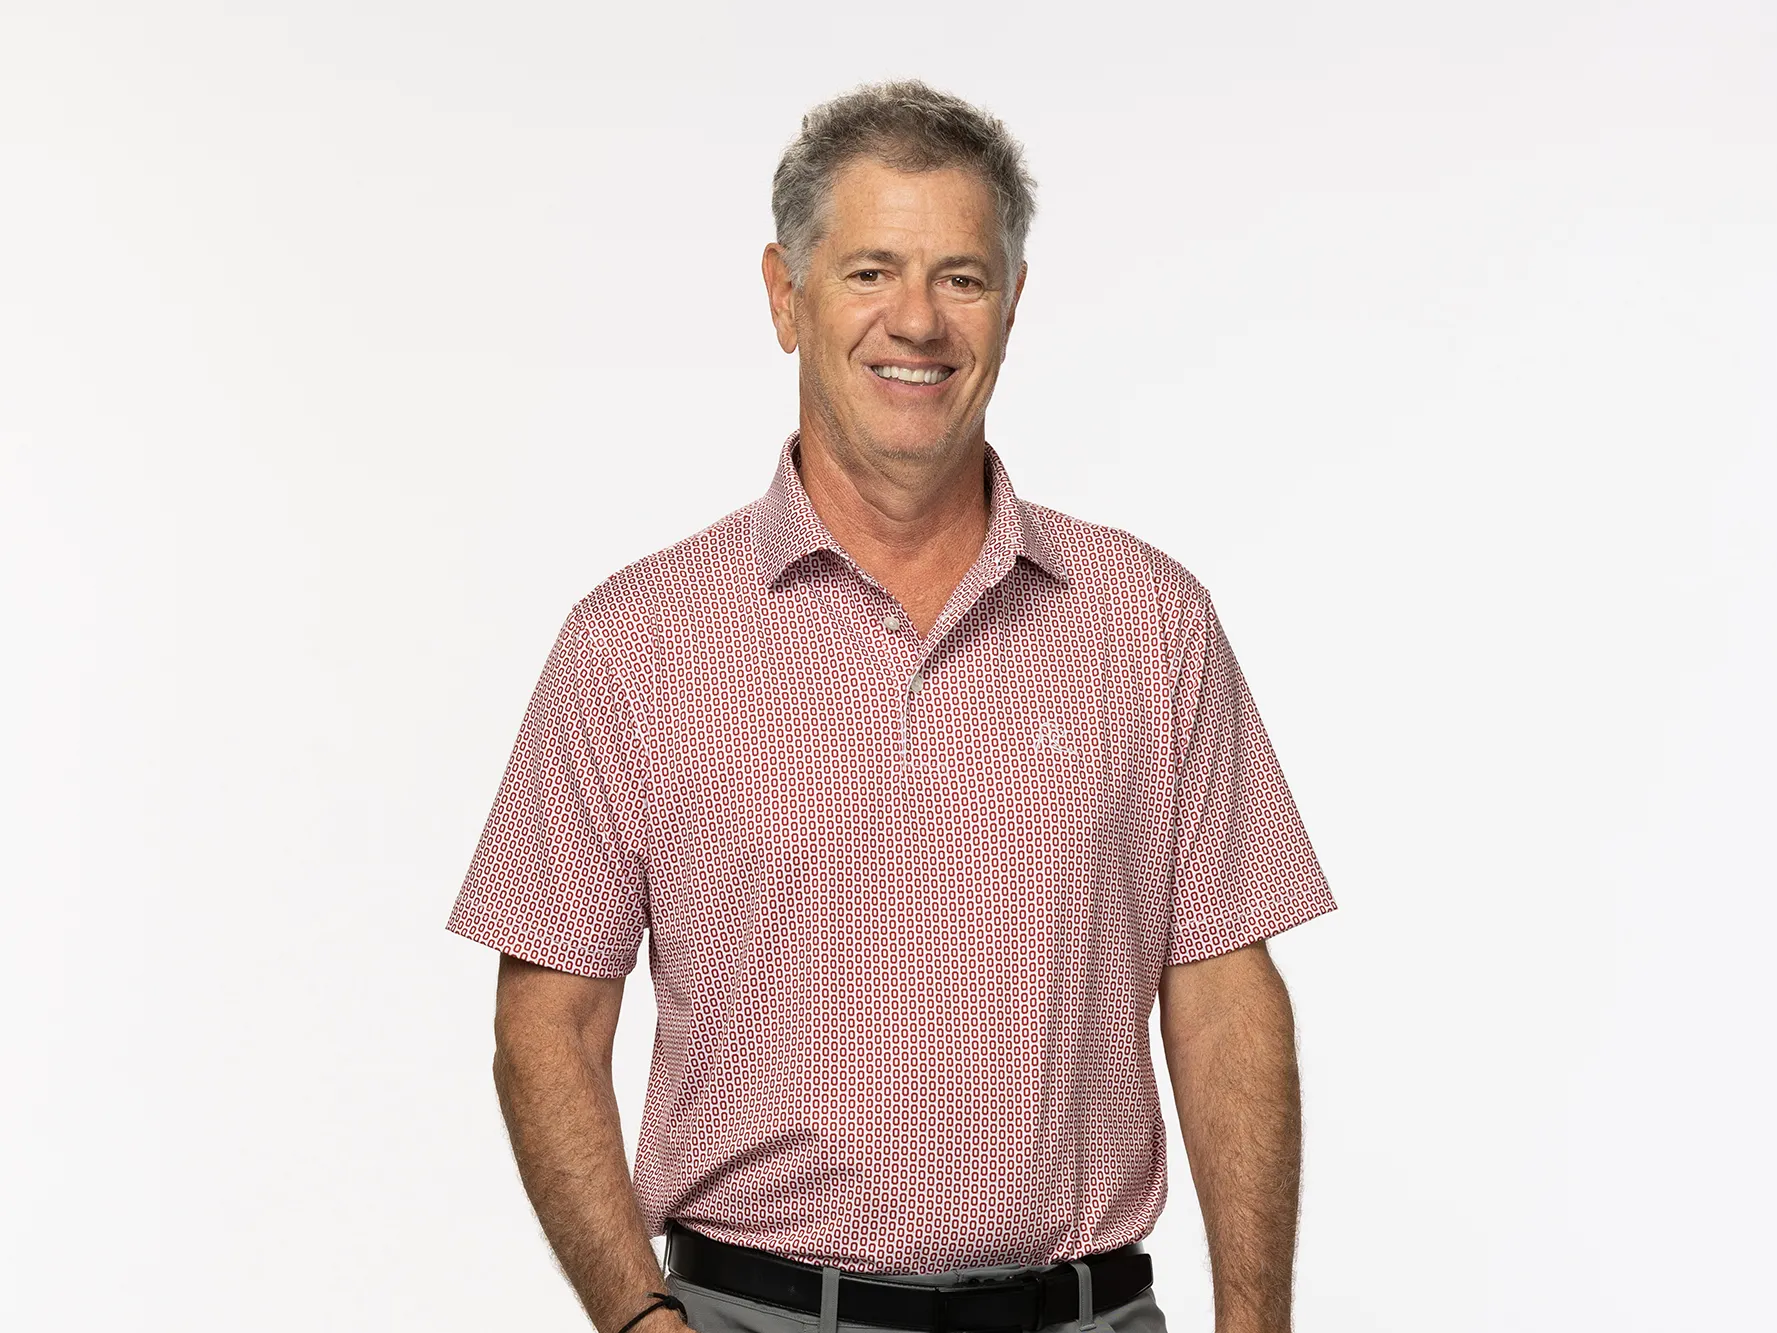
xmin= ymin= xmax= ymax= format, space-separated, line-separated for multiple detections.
xmin=446 ymin=431 xmax=1337 ymax=1273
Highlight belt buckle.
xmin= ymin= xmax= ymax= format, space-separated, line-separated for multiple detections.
xmin=1015 ymin=1268 xmax=1047 ymax=1333
xmin=930 ymin=1270 xmax=1044 ymax=1333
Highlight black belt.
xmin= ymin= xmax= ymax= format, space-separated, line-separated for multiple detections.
xmin=664 ymin=1221 xmax=1153 ymax=1332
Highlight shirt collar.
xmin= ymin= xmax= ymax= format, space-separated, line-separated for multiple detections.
xmin=750 ymin=430 xmax=1070 ymax=591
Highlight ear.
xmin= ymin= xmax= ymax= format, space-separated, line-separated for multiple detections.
xmin=1002 ymin=260 xmax=1028 ymax=345
xmin=762 ymin=243 xmax=798 ymax=354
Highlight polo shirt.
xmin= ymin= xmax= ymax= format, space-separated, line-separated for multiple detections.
xmin=447 ymin=431 xmax=1337 ymax=1273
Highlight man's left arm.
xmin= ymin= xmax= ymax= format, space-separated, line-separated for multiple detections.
xmin=1159 ymin=940 xmax=1301 ymax=1333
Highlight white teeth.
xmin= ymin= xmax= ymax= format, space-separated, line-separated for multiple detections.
xmin=871 ymin=365 xmax=951 ymax=384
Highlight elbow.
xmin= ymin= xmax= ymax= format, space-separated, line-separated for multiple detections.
xmin=491 ymin=1014 xmax=536 ymax=1101
xmin=491 ymin=1037 xmax=516 ymax=1108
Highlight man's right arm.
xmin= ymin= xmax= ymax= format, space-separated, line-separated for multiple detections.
xmin=491 ymin=952 xmax=691 ymax=1333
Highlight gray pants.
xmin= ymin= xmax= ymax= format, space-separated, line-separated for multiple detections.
xmin=665 ymin=1251 xmax=1168 ymax=1333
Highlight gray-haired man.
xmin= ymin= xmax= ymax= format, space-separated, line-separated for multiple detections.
xmin=452 ymin=79 xmax=1336 ymax=1333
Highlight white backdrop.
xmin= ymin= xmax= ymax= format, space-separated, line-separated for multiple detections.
xmin=3 ymin=2 xmax=1772 ymax=1330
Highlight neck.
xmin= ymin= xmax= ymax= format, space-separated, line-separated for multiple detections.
xmin=793 ymin=412 xmax=991 ymax=602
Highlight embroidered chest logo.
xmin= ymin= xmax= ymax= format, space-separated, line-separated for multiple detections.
xmin=1032 ymin=719 xmax=1080 ymax=757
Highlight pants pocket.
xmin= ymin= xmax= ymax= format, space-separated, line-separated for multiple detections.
xmin=1080 ymin=1288 xmax=1166 ymax=1333
xmin=666 ymin=1273 xmax=818 ymax=1333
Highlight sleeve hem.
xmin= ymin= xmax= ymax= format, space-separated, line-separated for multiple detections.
xmin=1162 ymin=895 xmax=1338 ymax=967
xmin=445 ymin=915 xmax=640 ymax=978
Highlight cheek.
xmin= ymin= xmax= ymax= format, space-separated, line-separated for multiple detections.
xmin=960 ymin=330 xmax=1005 ymax=378
xmin=820 ymin=304 xmax=877 ymax=357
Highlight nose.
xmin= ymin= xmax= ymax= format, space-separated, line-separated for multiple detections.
xmin=884 ymin=275 xmax=943 ymax=345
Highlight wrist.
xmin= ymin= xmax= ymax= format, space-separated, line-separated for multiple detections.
xmin=616 ymin=1292 xmax=689 ymax=1333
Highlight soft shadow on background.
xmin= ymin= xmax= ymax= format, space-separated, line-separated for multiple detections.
xmin=2 ymin=2 xmax=1772 ymax=1330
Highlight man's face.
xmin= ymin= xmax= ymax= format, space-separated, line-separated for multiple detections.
xmin=768 ymin=157 xmax=1025 ymax=468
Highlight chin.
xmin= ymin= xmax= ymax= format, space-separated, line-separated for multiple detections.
xmin=857 ymin=417 xmax=965 ymax=459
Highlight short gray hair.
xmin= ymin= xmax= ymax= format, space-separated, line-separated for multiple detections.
xmin=771 ymin=80 xmax=1038 ymax=292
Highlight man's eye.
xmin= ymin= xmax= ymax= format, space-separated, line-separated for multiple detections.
xmin=854 ymin=270 xmax=881 ymax=282
xmin=947 ymin=276 xmax=981 ymax=289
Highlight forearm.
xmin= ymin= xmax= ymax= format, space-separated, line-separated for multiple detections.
xmin=1163 ymin=967 xmax=1302 ymax=1333
xmin=492 ymin=1033 xmax=683 ymax=1333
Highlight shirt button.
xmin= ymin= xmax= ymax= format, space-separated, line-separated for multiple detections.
xmin=881 ymin=614 xmax=900 ymax=632
xmin=909 ymin=672 xmax=925 ymax=694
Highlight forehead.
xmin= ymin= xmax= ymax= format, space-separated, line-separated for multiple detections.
xmin=822 ymin=158 xmax=998 ymax=254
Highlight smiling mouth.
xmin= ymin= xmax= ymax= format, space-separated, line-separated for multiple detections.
xmin=869 ymin=364 xmax=954 ymax=385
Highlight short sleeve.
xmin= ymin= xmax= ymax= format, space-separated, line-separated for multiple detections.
xmin=446 ymin=605 xmax=650 ymax=976
xmin=1165 ymin=591 xmax=1336 ymax=965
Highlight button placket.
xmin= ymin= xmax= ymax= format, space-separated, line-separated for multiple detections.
xmin=874 ymin=598 xmax=926 ymax=766
xmin=903 ymin=639 xmax=958 ymax=764
xmin=812 ymin=572 xmax=921 ymax=768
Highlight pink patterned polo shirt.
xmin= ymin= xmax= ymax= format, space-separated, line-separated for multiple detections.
xmin=447 ymin=431 xmax=1336 ymax=1273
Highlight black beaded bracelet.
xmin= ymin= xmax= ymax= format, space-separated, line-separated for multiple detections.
xmin=618 ymin=1291 xmax=688 ymax=1333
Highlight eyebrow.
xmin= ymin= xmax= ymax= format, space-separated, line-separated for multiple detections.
xmin=836 ymin=248 xmax=994 ymax=272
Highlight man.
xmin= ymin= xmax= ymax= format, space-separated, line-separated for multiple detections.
xmin=448 ymin=80 xmax=1336 ymax=1333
